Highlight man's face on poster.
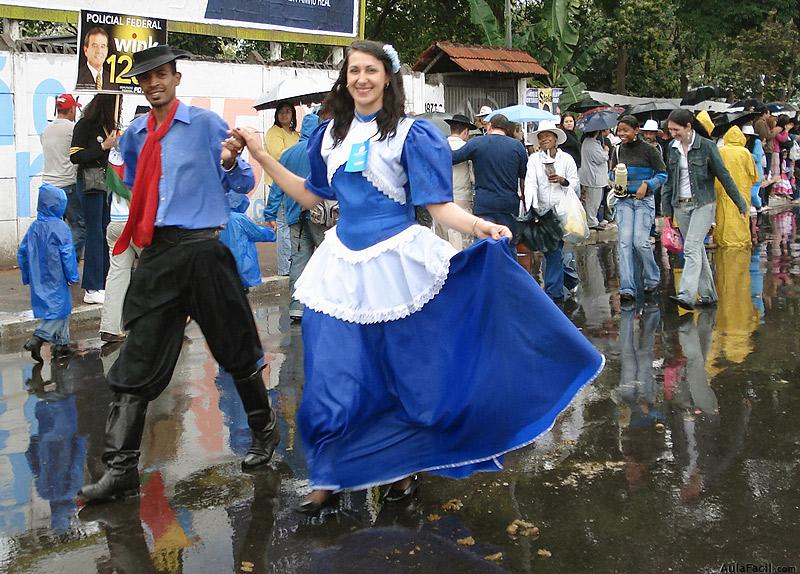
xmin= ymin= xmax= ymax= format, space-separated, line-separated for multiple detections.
xmin=84 ymin=32 xmax=108 ymax=71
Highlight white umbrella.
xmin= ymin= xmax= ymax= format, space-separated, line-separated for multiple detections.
xmin=254 ymin=77 xmax=334 ymax=110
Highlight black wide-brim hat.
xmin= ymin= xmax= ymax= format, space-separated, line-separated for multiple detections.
xmin=121 ymin=45 xmax=192 ymax=78
xmin=444 ymin=114 xmax=477 ymax=131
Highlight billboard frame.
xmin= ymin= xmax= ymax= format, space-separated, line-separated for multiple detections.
xmin=0 ymin=4 xmax=366 ymax=47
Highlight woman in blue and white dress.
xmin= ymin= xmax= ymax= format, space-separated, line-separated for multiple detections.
xmin=234 ymin=40 xmax=604 ymax=513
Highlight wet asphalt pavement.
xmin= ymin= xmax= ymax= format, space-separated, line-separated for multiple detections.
xmin=0 ymin=210 xmax=798 ymax=574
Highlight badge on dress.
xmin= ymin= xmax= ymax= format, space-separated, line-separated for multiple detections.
xmin=344 ymin=140 xmax=370 ymax=172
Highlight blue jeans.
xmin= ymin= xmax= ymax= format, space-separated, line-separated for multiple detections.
xmin=289 ymin=219 xmax=327 ymax=317
xmin=77 ymin=180 xmax=110 ymax=291
xmin=615 ymin=195 xmax=660 ymax=296
xmin=543 ymin=241 xmax=565 ymax=300
xmin=276 ymin=203 xmax=291 ymax=276
xmin=674 ymin=202 xmax=717 ymax=303
xmin=62 ymin=184 xmax=86 ymax=261
xmin=34 ymin=318 xmax=70 ymax=345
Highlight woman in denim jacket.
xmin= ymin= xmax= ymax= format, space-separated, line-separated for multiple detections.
xmin=662 ymin=109 xmax=747 ymax=310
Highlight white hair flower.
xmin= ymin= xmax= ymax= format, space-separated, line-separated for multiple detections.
xmin=382 ymin=44 xmax=401 ymax=74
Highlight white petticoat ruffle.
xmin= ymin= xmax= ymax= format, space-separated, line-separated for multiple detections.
xmin=293 ymin=224 xmax=458 ymax=324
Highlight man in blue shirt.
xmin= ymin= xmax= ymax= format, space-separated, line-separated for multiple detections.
xmin=79 ymin=46 xmax=279 ymax=504
xmin=452 ymin=114 xmax=528 ymax=237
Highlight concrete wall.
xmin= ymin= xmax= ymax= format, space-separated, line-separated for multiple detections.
xmin=0 ymin=51 xmax=435 ymax=267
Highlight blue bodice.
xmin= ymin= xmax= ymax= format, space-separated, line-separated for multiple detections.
xmin=305 ymin=117 xmax=453 ymax=251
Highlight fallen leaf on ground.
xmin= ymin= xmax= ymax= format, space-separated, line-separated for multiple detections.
xmin=484 ymin=552 xmax=503 ymax=561
xmin=442 ymin=499 xmax=463 ymax=511
xmin=537 ymin=549 xmax=552 ymax=558
xmin=426 ymin=513 xmax=441 ymax=522
xmin=456 ymin=536 xmax=475 ymax=546
xmin=506 ymin=519 xmax=539 ymax=538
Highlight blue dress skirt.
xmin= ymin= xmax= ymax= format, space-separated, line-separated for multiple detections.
xmin=295 ymin=116 xmax=604 ymax=491
xmin=299 ymin=237 xmax=603 ymax=490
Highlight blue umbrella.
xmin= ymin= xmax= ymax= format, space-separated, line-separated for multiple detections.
xmin=576 ymin=110 xmax=620 ymax=133
xmin=485 ymin=104 xmax=559 ymax=123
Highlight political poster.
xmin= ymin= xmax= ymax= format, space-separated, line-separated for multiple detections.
xmin=0 ymin=0 xmax=364 ymax=44
xmin=76 ymin=10 xmax=167 ymax=94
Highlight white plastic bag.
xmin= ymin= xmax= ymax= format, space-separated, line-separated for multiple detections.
xmin=556 ymin=191 xmax=590 ymax=244
xmin=789 ymin=140 xmax=800 ymax=162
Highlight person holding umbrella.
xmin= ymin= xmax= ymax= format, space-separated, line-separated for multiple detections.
xmin=610 ymin=115 xmax=667 ymax=302
xmin=577 ymin=110 xmax=618 ymax=231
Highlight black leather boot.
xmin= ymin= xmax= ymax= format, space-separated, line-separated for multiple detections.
xmin=78 ymin=394 xmax=148 ymax=503
xmin=234 ymin=371 xmax=280 ymax=470
xmin=23 ymin=335 xmax=44 ymax=363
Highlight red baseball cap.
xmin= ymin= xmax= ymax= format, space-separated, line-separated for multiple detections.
xmin=55 ymin=94 xmax=81 ymax=111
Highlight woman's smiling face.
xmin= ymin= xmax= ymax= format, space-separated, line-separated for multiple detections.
xmin=346 ymin=50 xmax=388 ymax=115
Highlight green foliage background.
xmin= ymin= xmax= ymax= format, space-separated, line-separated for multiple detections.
xmin=10 ymin=0 xmax=800 ymax=101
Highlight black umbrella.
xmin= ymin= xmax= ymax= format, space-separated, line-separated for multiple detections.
xmin=566 ymin=98 xmax=610 ymax=113
xmin=628 ymin=101 xmax=680 ymax=121
xmin=730 ymin=98 xmax=764 ymax=111
xmin=576 ymin=109 xmax=620 ymax=132
xmin=711 ymin=110 xmax=760 ymax=137
xmin=680 ymin=86 xmax=727 ymax=106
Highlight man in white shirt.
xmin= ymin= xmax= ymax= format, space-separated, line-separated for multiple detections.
xmin=41 ymin=93 xmax=84 ymax=260
xmin=436 ymin=114 xmax=475 ymax=249
xmin=524 ymin=120 xmax=580 ymax=302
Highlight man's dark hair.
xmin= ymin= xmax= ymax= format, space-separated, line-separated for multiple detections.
xmin=489 ymin=114 xmax=513 ymax=131
xmin=754 ymin=104 xmax=768 ymax=115
xmin=667 ymin=108 xmax=694 ymax=128
xmin=449 ymin=121 xmax=471 ymax=135
xmin=83 ymin=27 xmax=109 ymax=48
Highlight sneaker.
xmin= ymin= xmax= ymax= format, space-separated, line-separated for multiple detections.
xmin=84 ymin=290 xmax=105 ymax=304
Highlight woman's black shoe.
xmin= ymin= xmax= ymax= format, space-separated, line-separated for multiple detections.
xmin=382 ymin=475 xmax=419 ymax=504
xmin=294 ymin=492 xmax=338 ymax=515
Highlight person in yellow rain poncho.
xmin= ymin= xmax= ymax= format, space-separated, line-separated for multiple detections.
xmin=695 ymin=111 xmax=715 ymax=139
xmin=714 ymin=127 xmax=758 ymax=248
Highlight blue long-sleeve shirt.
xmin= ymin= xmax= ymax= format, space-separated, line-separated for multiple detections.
xmin=610 ymin=138 xmax=667 ymax=194
xmin=118 ymin=102 xmax=255 ymax=229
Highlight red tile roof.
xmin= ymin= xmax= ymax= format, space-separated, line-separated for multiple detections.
xmin=412 ymin=42 xmax=549 ymax=77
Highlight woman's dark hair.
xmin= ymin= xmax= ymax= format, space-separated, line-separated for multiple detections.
xmin=776 ymin=114 xmax=791 ymax=129
xmin=744 ymin=131 xmax=756 ymax=153
xmin=274 ymin=102 xmax=298 ymax=131
xmin=617 ymin=115 xmax=640 ymax=130
xmin=667 ymin=108 xmax=694 ymax=128
xmin=81 ymin=93 xmax=118 ymax=134
xmin=327 ymin=40 xmax=405 ymax=146
xmin=560 ymin=112 xmax=577 ymax=131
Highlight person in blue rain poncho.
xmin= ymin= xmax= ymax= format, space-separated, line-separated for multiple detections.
xmin=265 ymin=112 xmax=330 ymax=322
xmin=219 ymin=193 xmax=276 ymax=290
xmin=18 ymin=183 xmax=80 ymax=362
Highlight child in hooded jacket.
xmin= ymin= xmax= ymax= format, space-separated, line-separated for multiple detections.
xmin=219 ymin=192 xmax=276 ymax=290
xmin=18 ymin=184 xmax=80 ymax=362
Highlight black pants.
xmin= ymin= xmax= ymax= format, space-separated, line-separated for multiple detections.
xmin=107 ymin=228 xmax=263 ymax=401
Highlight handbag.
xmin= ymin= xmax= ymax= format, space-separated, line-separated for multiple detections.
xmin=516 ymin=207 xmax=562 ymax=253
xmin=661 ymin=217 xmax=683 ymax=253
xmin=82 ymin=166 xmax=108 ymax=192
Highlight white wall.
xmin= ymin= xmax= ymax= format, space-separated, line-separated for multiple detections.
xmin=0 ymin=51 xmax=429 ymax=266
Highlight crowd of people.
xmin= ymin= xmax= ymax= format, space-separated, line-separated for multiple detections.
xmin=13 ymin=38 xmax=800 ymax=517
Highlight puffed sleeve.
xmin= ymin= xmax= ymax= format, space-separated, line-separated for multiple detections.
xmin=304 ymin=121 xmax=336 ymax=200
xmin=401 ymin=120 xmax=453 ymax=206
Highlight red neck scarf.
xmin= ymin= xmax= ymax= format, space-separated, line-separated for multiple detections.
xmin=113 ymin=99 xmax=180 ymax=255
